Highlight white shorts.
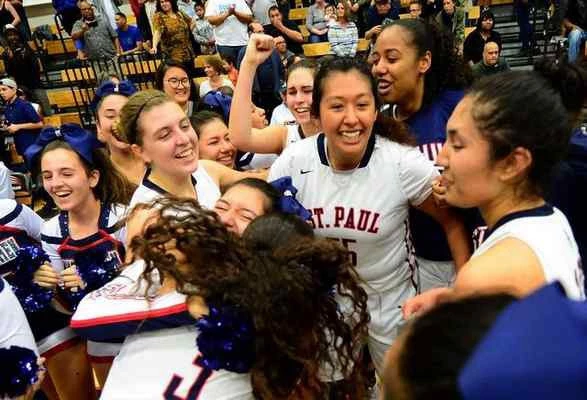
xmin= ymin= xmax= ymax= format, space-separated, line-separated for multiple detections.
xmin=417 ymin=257 xmax=455 ymax=292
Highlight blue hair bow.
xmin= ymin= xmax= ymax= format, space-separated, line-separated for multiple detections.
xmin=24 ymin=124 xmax=102 ymax=169
xmin=201 ymin=91 xmax=232 ymax=123
xmin=91 ymin=80 xmax=137 ymax=111
xmin=270 ymin=177 xmax=312 ymax=221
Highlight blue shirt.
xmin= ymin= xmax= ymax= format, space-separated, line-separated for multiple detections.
xmin=116 ymin=25 xmax=142 ymax=52
xmin=4 ymin=98 xmax=41 ymax=157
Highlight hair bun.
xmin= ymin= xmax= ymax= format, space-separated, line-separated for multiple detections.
xmin=534 ymin=57 xmax=587 ymax=115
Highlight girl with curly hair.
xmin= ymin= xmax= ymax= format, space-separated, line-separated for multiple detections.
xmin=371 ymin=19 xmax=473 ymax=293
xmin=71 ymin=197 xmax=369 ymax=399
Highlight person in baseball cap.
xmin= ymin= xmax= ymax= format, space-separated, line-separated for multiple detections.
xmin=382 ymin=282 xmax=587 ymax=400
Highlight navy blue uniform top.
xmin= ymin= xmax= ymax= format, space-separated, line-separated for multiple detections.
xmin=404 ymin=89 xmax=467 ymax=261
xmin=4 ymin=98 xmax=41 ymax=157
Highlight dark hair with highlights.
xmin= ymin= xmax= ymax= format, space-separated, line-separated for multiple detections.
xmin=312 ymin=57 xmax=415 ymax=145
xmin=380 ymin=19 xmax=470 ymax=107
xmin=39 ymin=141 xmax=136 ymax=205
xmin=130 ymin=197 xmax=370 ymax=399
xmin=466 ymin=59 xmax=587 ymax=197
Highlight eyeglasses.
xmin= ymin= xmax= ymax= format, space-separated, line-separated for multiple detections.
xmin=166 ymin=77 xmax=190 ymax=88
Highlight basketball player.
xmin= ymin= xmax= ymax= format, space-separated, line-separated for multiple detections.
xmin=262 ymin=45 xmax=471 ymax=373
xmin=403 ymin=68 xmax=587 ymax=318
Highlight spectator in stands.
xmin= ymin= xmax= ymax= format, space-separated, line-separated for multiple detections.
xmin=155 ymin=59 xmax=197 ymax=116
xmin=200 ymin=55 xmax=234 ymax=97
xmin=365 ymin=0 xmax=399 ymax=40
xmin=138 ymin=0 xmax=157 ymax=47
xmin=150 ymin=0 xmax=197 ymax=69
xmin=264 ymin=5 xmax=304 ymax=54
xmin=71 ymin=1 xmax=120 ymax=60
xmin=274 ymin=35 xmax=294 ymax=66
xmin=205 ymin=0 xmax=252 ymax=60
xmin=329 ymin=1 xmax=358 ymax=57
xmin=463 ymin=9 xmax=502 ymax=65
xmin=115 ymin=11 xmax=143 ymax=53
xmin=0 ymin=0 xmax=20 ymax=38
xmin=471 ymin=41 xmax=510 ymax=79
xmin=0 ymin=78 xmax=42 ymax=162
xmin=193 ymin=1 xmax=215 ymax=54
xmin=563 ymin=0 xmax=587 ymax=62
xmin=92 ymin=0 xmax=120 ymax=31
xmin=514 ymin=0 xmax=532 ymax=56
xmin=325 ymin=3 xmax=336 ymax=25
xmin=8 ymin=0 xmax=30 ymax=40
xmin=53 ymin=0 xmax=80 ymax=35
xmin=306 ymin=0 xmax=329 ymax=43
xmin=222 ymin=54 xmax=239 ymax=86
xmin=2 ymin=25 xmax=51 ymax=116
xmin=250 ymin=0 xmax=278 ymax=26
xmin=434 ymin=0 xmax=465 ymax=49
xmin=409 ymin=0 xmax=422 ymax=18
xmin=178 ymin=0 xmax=196 ymax=19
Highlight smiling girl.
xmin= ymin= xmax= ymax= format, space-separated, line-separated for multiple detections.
xmin=155 ymin=60 xmax=196 ymax=117
xmin=24 ymin=124 xmax=134 ymax=400
xmin=93 ymin=80 xmax=145 ymax=185
xmin=229 ymin=43 xmax=321 ymax=156
xmin=116 ymin=90 xmax=265 ymax=209
xmin=267 ymin=51 xmax=470 ymax=374
xmin=190 ymin=111 xmax=236 ymax=168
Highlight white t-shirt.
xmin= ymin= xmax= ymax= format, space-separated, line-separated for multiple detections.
xmin=268 ymin=133 xmax=437 ymax=344
xmin=205 ymin=0 xmax=251 ymax=46
xmin=72 ymin=260 xmax=253 ymax=400
xmin=129 ymin=166 xmax=221 ymax=210
xmin=474 ymin=205 xmax=585 ymax=300
xmin=198 ymin=78 xmax=234 ymax=98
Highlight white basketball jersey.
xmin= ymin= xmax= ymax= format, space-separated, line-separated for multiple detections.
xmin=269 ymin=133 xmax=437 ymax=342
xmin=474 ymin=205 xmax=585 ymax=300
xmin=129 ymin=166 xmax=221 ymax=210
xmin=72 ymin=260 xmax=253 ymax=400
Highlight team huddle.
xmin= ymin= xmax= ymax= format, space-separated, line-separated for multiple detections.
xmin=1 ymin=18 xmax=587 ymax=400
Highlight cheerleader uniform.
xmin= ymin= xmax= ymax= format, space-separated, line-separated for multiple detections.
xmin=37 ymin=203 xmax=127 ymax=361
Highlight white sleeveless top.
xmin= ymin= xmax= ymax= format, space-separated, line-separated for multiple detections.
xmin=474 ymin=205 xmax=585 ymax=300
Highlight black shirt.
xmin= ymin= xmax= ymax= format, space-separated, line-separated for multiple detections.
xmin=565 ymin=0 xmax=587 ymax=30
xmin=264 ymin=21 xmax=303 ymax=55
xmin=463 ymin=29 xmax=502 ymax=64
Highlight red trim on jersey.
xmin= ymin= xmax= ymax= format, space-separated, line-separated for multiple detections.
xmin=58 ymin=230 xmax=123 ymax=253
xmin=70 ymin=303 xmax=188 ymax=329
xmin=41 ymin=337 xmax=81 ymax=359
xmin=0 ymin=225 xmax=23 ymax=234
xmin=88 ymin=355 xmax=116 ymax=363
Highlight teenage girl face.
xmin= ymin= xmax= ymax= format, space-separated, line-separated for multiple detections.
xmin=198 ymin=118 xmax=236 ymax=168
xmin=371 ymin=25 xmax=431 ymax=106
xmin=319 ymin=69 xmax=378 ymax=167
xmin=163 ymin=67 xmax=191 ymax=107
xmin=336 ymin=3 xmax=346 ymax=19
xmin=97 ymin=94 xmax=130 ymax=151
xmin=214 ymin=184 xmax=269 ymax=236
xmin=436 ymin=96 xmax=504 ymax=208
xmin=134 ymin=101 xmax=199 ymax=178
xmin=285 ymin=68 xmax=314 ymax=125
xmin=160 ymin=0 xmax=172 ymax=12
xmin=41 ymin=148 xmax=99 ymax=212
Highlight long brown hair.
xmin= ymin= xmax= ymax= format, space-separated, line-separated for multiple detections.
xmin=130 ymin=197 xmax=370 ymax=399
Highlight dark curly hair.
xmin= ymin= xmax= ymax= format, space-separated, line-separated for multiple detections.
xmin=312 ymin=57 xmax=415 ymax=146
xmin=380 ymin=19 xmax=470 ymax=107
xmin=129 ymin=197 xmax=370 ymax=399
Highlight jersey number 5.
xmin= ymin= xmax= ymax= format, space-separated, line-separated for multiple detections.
xmin=164 ymin=355 xmax=212 ymax=400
